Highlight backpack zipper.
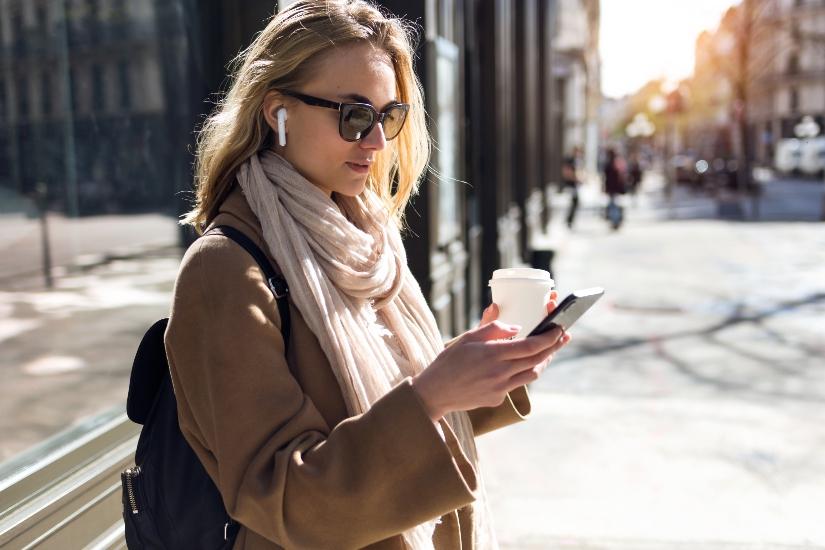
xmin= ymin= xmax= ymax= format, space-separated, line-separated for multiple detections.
xmin=124 ymin=466 xmax=141 ymax=514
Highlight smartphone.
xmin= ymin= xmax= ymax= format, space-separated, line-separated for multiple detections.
xmin=526 ymin=287 xmax=605 ymax=337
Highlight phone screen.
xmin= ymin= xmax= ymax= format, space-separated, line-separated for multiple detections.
xmin=527 ymin=287 xmax=604 ymax=337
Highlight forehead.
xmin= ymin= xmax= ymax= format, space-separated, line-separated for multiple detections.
xmin=304 ymin=42 xmax=398 ymax=105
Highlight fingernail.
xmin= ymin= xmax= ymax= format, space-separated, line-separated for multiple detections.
xmin=508 ymin=324 xmax=521 ymax=332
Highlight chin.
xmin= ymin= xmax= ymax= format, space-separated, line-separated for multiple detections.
xmin=336 ymin=177 xmax=369 ymax=198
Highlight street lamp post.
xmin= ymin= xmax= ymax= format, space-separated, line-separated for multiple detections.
xmin=625 ymin=112 xmax=655 ymax=140
xmin=648 ymin=94 xmax=667 ymax=196
xmin=626 ymin=113 xmax=656 ymax=209
xmin=649 ymin=81 xmax=684 ymax=204
xmin=30 ymin=182 xmax=54 ymax=289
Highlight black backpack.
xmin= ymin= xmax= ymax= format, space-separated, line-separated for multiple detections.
xmin=121 ymin=225 xmax=290 ymax=549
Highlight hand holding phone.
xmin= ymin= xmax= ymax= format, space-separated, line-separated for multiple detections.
xmin=526 ymin=287 xmax=604 ymax=337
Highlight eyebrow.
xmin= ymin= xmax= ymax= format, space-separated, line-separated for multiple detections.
xmin=338 ymin=93 xmax=399 ymax=110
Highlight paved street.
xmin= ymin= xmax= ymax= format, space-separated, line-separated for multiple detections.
xmin=478 ymin=174 xmax=825 ymax=549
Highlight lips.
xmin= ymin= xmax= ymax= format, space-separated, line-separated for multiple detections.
xmin=346 ymin=161 xmax=371 ymax=174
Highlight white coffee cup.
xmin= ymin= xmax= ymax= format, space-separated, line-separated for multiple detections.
xmin=488 ymin=267 xmax=555 ymax=339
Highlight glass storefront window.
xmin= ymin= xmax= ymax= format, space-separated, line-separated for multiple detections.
xmin=0 ymin=0 xmax=204 ymax=468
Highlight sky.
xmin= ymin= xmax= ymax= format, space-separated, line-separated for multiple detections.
xmin=600 ymin=0 xmax=740 ymax=98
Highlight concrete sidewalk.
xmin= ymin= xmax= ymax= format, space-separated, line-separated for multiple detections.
xmin=478 ymin=174 xmax=825 ymax=549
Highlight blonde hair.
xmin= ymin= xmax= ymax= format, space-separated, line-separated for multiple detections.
xmin=181 ymin=0 xmax=429 ymax=233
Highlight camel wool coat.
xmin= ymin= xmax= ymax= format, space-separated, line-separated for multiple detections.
xmin=164 ymin=184 xmax=532 ymax=550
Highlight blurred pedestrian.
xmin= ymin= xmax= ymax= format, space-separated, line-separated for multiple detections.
xmin=561 ymin=146 xmax=582 ymax=228
xmin=603 ymin=147 xmax=626 ymax=230
xmin=163 ymin=1 xmax=571 ymax=549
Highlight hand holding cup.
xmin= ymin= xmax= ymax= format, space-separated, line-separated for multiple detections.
xmin=412 ymin=269 xmax=572 ymax=422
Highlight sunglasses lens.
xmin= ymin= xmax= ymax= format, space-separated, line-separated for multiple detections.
xmin=382 ymin=105 xmax=408 ymax=140
xmin=341 ymin=105 xmax=374 ymax=141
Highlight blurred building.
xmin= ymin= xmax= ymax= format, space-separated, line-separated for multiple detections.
xmin=0 ymin=0 xmax=179 ymax=215
xmin=748 ymin=0 xmax=825 ymax=166
xmin=687 ymin=0 xmax=825 ymax=168
xmin=552 ymin=0 xmax=601 ymax=175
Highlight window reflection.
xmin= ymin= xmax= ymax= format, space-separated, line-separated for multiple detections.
xmin=0 ymin=0 xmax=195 ymax=465
xmin=1 ymin=0 xmax=189 ymax=215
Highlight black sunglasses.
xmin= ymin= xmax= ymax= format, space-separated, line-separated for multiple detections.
xmin=276 ymin=89 xmax=410 ymax=142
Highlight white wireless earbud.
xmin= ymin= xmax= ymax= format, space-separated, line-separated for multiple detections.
xmin=276 ymin=107 xmax=288 ymax=147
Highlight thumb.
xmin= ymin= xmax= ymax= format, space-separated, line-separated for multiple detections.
xmin=479 ymin=303 xmax=499 ymax=326
xmin=467 ymin=320 xmax=521 ymax=342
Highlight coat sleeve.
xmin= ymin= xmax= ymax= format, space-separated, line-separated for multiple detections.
xmin=444 ymin=332 xmax=532 ymax=436
xmin=467 ymin=385 xmax=532 ymax=437
xmin=165 ymin=236 xmax=478 ymax=549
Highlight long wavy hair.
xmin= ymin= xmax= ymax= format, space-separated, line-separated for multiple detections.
xmin=181 ymin=0 xmax=429 ymax=233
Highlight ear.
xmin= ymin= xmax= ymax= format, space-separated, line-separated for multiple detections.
xmin=262 ymin=90 xmax=285 ymax=133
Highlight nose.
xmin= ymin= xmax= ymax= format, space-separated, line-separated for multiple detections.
xmin=360 ymin=120 xmax=387 ymax=151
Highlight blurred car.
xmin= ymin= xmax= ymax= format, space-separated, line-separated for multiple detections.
xmin=672 ymin=154 xmax=694 ymax=181
xmin=799 ymin=136 xmax=825 ymax=177
xmin=774 ymin=138 xmax=802 ymax=174
xmin=672 ymin=153 xmax=707 ymax=191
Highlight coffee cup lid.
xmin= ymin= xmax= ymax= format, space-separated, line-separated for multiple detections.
xmin=489 ymin=267 xmax=553 ymax=283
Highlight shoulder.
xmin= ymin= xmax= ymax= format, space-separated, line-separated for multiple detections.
xmin=172 ymin=233 xmax=277 ymax=322
xmin=180 ymin=235 xmax=263 ymax=284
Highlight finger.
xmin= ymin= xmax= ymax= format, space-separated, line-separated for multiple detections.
xmin=536 ymin=356 xmax=552 ymax=374
xmin=546 ymin=291 xmax=559 ymax=312
xmin=488 ymin=326 xmax=564 ymax=359
xmin=529 ymin=357 xmax=552 ymax=377
xmin=488 ymin=327 xmax=563 ymax=360
xmin=479 ymin=303 xmax=499 ymax=326
xmin=537 ymin=333 xmax=571 ymax=366
xmin=537 ymin=334 xmax=573 ymax=370
xmin=467 ymin=319 xmax=521 ymax=342
xmin=503 ymin=344 xmax=559 ymax=376
xmin=503 ymin=364 xmax=541 ymax=391
xmin=545 ymin=331 xmax=570 ymax=353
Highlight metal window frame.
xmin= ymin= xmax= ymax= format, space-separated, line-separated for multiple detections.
xmin=0 ymin=407 xmax=138 ymax=549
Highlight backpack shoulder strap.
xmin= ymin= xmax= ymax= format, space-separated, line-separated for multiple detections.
xmin=204 ymin=225 xmax=291 ymax=350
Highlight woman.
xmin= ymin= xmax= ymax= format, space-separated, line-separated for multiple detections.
xmin=166 ymin=1 xmax=570 ymax=548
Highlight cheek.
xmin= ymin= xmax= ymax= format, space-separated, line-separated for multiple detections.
xmin=289 ymin=131 xmax=352 ymax=185
xmin=314 ymin=137 xmax=351 ymax=172
xmin=287 ymin=123 xmax=350 ymax=165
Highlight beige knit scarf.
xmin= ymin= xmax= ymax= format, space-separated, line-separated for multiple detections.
xmin=236 ymin=150 xmax=497 ymax=549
